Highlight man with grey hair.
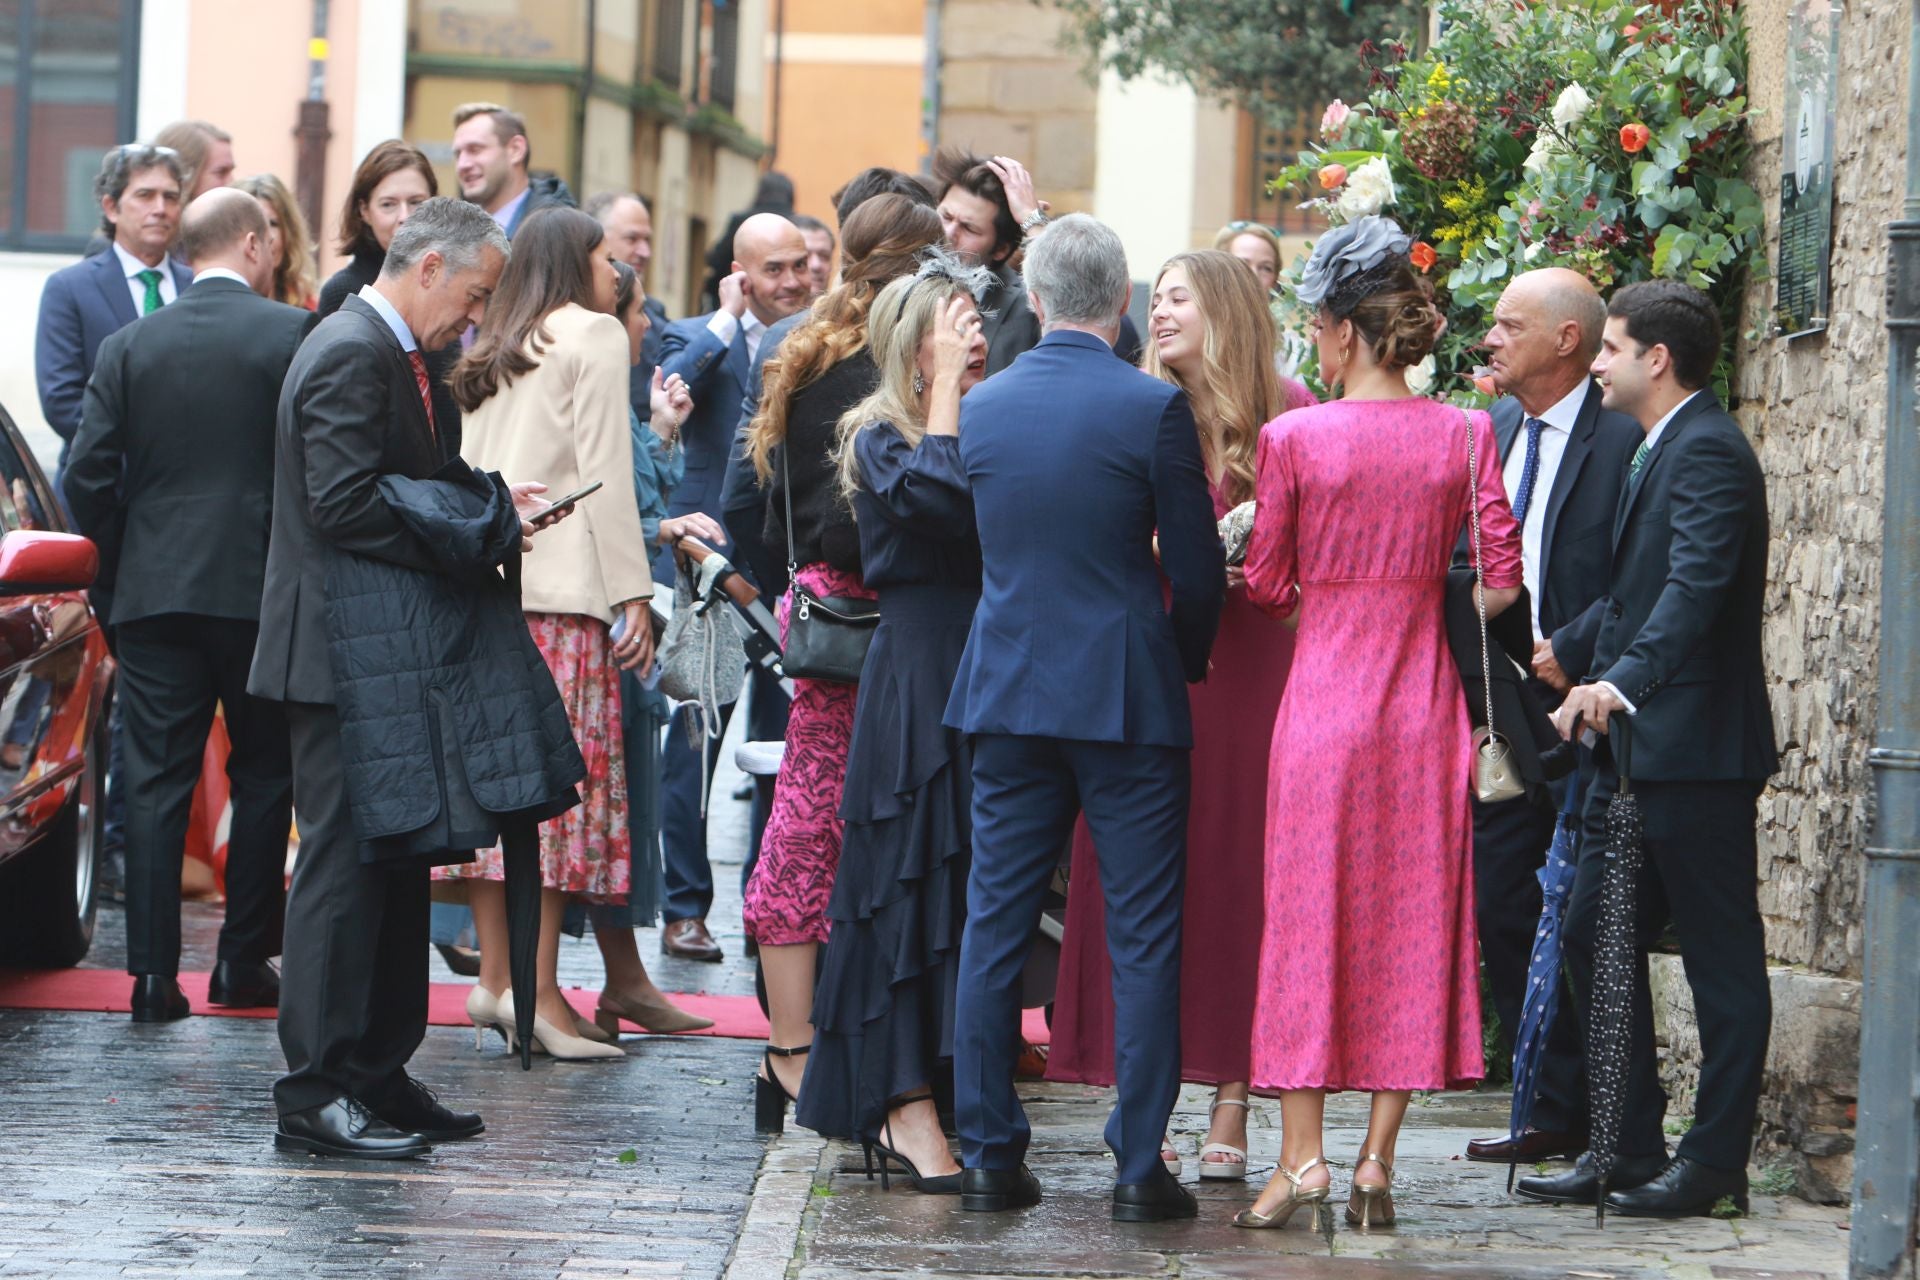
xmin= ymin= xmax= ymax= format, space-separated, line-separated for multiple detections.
xmin=252 ymin=197 xmax=558 ymax=1159
xmin=945 ymin=213 xmax=1224 ymax=1221
xmin=1461 ymin=265 xmax=1642 ymax=1168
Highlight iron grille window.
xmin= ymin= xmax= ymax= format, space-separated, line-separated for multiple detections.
xmin=651 ymin=0 xmax=685 ymax=90
xmin=0 ymin=0 xmax=140 ymax=252
xmin=708 ymin=0 xmax=737 ymax=111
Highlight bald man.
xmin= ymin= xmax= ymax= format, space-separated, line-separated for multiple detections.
xmin=650 ymin=210 xmax=808 ymax=962
xmin=1461 ymin=266 xmax=1642 ymax=1167
xmin=66 ymin=186 xmax=318 ymax=1021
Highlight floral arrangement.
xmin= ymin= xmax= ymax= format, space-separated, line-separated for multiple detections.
xmin=1275 ymin=0 xmax=1763 ymax=401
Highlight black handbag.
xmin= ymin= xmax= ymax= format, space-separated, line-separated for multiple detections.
xmin=777 ymin=442 xmax=878 ymax=683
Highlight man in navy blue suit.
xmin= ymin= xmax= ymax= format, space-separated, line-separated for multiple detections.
xmin=652 ymin=212 xmax=810 ymax=962
xmin=36 ymin=143 xmax=194 ymax=483
xmin=944 ymin=214 xmax=1224 ymax=1221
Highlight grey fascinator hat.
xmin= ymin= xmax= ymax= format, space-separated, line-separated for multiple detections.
xmin=1295 ymin=215 xmax=1413 ymax=317
xmin=907 ymin=244 xmax=996 ymax=304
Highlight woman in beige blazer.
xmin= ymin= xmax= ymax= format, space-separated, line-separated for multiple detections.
xmin=437 ymin=206 xmax=659 ymax=1060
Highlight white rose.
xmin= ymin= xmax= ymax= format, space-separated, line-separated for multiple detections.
xmin=1404 ymin=353 xmax=1437 ymax=396
xmin=1523 ymin=135 xmax=1560 ymax=174
xmin=1335 ymin=156 xmax=1397 ymax=220
xmin=1551 ymin=82 xmax=1594 ymax=130
xmin=1524 ymin=241 xmax=1547 ymax=262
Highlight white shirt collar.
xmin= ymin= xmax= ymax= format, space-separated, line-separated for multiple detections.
xmin=192 ymin=266 xmax=251 ymax=289
xmin=1529 ymin=379 xmax=1588 ymax=434
xmin=1643 ymin=389 xmax=1702 ymax=454
xmin=742 ymin=309 xmax=768 ymax=341
xmin=357 ymin=283 xmax=418 ymax=353
xmin=112 ymin=241 xmax=167 ymax=280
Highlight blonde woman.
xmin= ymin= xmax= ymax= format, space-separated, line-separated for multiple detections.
xmin=237 ymin=174 xmax=318 ymax=310
xmin=793 ymin=256 xmax=989 ymax=1193
xmin=1048 ymin=249 xmax=1316 ymax=1181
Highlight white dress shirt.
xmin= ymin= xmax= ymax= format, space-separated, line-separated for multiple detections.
xmin=706 ymin=307 xmax=769 ymax=363
xmin=113 ymin=241 xmax=177 ymax=314
xmin=1502 ymin=379 xmax=1585 ymax=640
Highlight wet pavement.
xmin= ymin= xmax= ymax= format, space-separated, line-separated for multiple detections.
xmin=0 ymin=720 xmax=1853 ymax=1279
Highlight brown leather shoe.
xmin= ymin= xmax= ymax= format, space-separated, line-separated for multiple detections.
xmin=1465 ymin=1127 xmax=1586 ymax=1163
xmin=661 ymin=918 xmax=724 ymax=962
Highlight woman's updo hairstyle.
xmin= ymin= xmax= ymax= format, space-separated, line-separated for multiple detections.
xmin=1295 ymin=214 xmax=1442 ymax=373
xmin=1342 ymin=263 xmax=1441 ymax=372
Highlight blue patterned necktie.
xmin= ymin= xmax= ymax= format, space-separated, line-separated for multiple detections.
xmin=1510 ymin=417 xmax=1547 ymax=524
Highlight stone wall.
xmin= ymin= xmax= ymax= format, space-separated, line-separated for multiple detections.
xmin=1648 ymin=0 xmax=1911 ymax=1202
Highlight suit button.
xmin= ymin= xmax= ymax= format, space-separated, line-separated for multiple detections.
xmin=1610 ymin=603 xmax=1623 ymax=619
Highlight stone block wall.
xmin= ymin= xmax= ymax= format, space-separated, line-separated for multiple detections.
xmin=1649 ymin=0 xmax=1910 ymax=1200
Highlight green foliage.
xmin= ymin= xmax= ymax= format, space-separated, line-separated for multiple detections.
xmin=1273 ymin=0 xmax=1763 ymax=401
xmin=1044 ymin=0 xmax=1429 ymax=130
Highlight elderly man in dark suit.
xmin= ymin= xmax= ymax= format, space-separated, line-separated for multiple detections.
xmin=65 ymin=189 xmax=317 ymax=1023
xmin=651 ymin=212 xmax=809 ymax=962
xmin=945 ymin=214 xmax=1224 ymax=1222
xmin=250 ymin=198 xmax=568 ymax=1160
xmin=1462 ymin=267 xmax=1641 ymax=1164
xmin=1519 ymin=280 xmax=1776 ymax=1218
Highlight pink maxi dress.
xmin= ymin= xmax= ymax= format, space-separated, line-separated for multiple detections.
xmin=1243 ymin=397 xmax=1521 ymax=1093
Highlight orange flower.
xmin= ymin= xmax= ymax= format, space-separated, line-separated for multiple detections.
xmin=1474 ymin=373 xmax=1498 ymax=397
xmin=1620 ymin=122 xmax=1651 ymax=153
xmin=1318 ymin=163 xmax=1348 ymax=189
xmin=1410 ymin=241 xmax=1438 ymax=272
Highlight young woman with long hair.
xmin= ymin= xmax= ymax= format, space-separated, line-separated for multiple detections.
xmin=1048 ymin=249 xmax=1317 ymax=1181
xmin=236 ymin=173 xmax=317 ymax=309
xmin=740 ymin=193 xmax=943 ymax=1127
xmin=792 ymin=256 xmax=990 ymax=1191
xmin=435 ymin=206 xmax=658 ymax=1060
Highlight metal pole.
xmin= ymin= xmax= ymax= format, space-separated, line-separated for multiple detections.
xmin=919 ymin=0 xmax=941 ymax=173
xmin=1851 ymin=2 xmax=1920 ymax=1275
xmin=293 ymin=0 xmax=333 ymax=240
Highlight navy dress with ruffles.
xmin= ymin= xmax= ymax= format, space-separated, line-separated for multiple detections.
xmin=794 ymin=424 xmax=981 ymax=1140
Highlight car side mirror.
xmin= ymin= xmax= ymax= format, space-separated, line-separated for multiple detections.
xmin=0 ymin=530 xmax=98 ymax=594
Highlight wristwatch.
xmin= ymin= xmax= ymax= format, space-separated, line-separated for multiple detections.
xmin=1019 ymin=208 xmax=1050 ymax=234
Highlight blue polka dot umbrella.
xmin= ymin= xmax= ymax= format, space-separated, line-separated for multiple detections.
xmin=1585 ymin=715 xmax=1645 ymax=1226
xmin=1502 ymin=778 xmax=1584 ymax=1192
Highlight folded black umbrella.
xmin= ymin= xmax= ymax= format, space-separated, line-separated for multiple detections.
xmin=500 ymin=821 xmax=541 ymax=1070
xmin=1585 ymin=713 xmax=1645 ymax=1225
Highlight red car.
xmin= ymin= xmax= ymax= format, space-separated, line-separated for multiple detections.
xmin=0 ymin=401 xmax=114 ymax=968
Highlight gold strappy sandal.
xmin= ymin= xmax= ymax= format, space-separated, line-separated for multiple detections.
xmin=1231 ymin=1155 xmax=1329 ymax=1230
xmin=1346 ymin=1150 xmax=1396 ymax=1228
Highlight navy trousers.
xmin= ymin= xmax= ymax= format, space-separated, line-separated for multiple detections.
xmin=954 ymin=733 xmax=1188 ymax=1186
xmin=659 ymin=665 xmax=789 ymax=924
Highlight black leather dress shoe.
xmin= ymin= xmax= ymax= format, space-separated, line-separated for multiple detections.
xmin=960 ymin=1164 xmax=1042 ymax=1212
xmin=130 ymin=975 xmax=189 ymax=1023
xmin=206 ymin=959 xmax=280 ymax=1009
xmin=1515 ymin=1152 xmax=1666 ymax=1204
xmin=1466 ymin=1127 xmax=1587 ymax=1163
xmin=368 ymin=1077 xmax=484 ymax=1141
xmin=274 ymin=1096 xmax=430 ymax=1160
xmin=1606 ymin=1156 xmax=1749 ymax=1218
xmin=1113 ymin=1165 xmax=1198 ymax=1222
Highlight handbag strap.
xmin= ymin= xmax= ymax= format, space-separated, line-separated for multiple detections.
xmin=780 ymin=440 xmax=799 ymax=585
xmin=1463 ymin=409 xmax=1500 ymax=738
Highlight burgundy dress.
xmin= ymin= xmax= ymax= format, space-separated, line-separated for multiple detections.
xmin=1243 ymin=398 xmax=1521 ymax=1093
xmin=1048 ymin=381 xmax=1317 ymax=1091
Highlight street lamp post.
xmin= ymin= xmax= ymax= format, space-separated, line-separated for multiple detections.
xmin=293 ymin=0 xmax=333 ymax=240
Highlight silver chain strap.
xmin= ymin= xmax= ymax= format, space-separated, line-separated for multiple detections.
xmin=1465 ymin=409 xmax=1498 ymax=736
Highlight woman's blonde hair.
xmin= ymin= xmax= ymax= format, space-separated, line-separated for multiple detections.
xmin=832 ymin=269 xmax=974 ymax=502
xmin=236 ymin=173 xmax=317 ymax=308
xmin=746 ymin=194 xmax=942 ymax=481
xmin=1212 ymin=221 xmax=1283 ymax=265
xmin=1143 ymin=249 xmax=1286 ymax=506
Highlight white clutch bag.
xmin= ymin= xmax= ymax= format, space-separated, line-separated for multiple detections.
xmin=1218 ymin=500 xmax=1257 ymax=567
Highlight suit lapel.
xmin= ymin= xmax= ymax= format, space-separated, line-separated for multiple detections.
xmin=726 ymin=327 xmax=751 ymax=388
xmin=1491 ymin=397 xmax=1522 ymax=463
xmin=342 ymin=296 xmax=438 ymax=457
xmin=1610 ymin=391 xmax=1716 ymax=553
xmin=90 ymin=250 xmax=139 ymax=328
xmin=1538 ymin=380 xmax=1601 ymax=576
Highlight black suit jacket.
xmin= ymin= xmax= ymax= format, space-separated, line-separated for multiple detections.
xmin=1576 ymin=392 xmax=1776 ymax=782
xmin=318 ymin=256 xmax=462 ymax=449
xmin=1490 ymin=380 xmax=1641 ymax=682
xmin=248 ymin=295 xmax=452 ymax=705
xmin=65 ymin=277 xmax=318 ymax=628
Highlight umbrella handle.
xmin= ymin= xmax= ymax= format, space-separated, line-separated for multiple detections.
xmin=1610 ymin=712 xmax=1632 ymax=794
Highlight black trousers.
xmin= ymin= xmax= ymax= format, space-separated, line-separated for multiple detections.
xmin=1471 ymin=787 xmax=1585 ymax=1134
xmin=116 ymin=614 xmax=290 ymax=977
xmin=274 ymin=703 xmax=429 ymax=1118
xmin=1546 ymin=761 xmax=1770 ymax=1171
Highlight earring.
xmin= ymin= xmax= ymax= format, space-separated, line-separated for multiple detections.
xmin=913 ymin=371 xmax=926 ymax=394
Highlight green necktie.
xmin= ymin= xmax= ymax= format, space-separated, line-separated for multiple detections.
xmin=136 ymin=268 xmax=164 ymax=315
xmin=1629 ymin=437 xmax=1651 ymax=479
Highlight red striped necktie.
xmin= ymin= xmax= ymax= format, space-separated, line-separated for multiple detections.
xmin=405 ymin=350 xmax=438 ymax=444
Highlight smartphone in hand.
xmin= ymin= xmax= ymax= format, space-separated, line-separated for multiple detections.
xmin=535 ymin=479 xmax=603 ymax=520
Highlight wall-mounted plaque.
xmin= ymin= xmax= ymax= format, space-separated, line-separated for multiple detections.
xmin=1774 ymin=0 xmax=1839 ymax=339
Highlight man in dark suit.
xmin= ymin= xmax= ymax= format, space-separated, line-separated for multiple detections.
xmin=1519 ymin=280 xmax=1776 ymax=1217
xmin=585 ymin=190 xmax=672 ymax=423
xmin=651 ymin=212 xmax=809 ymax=962
xmin=36 ymin=144 xmax=194 ymax=480
xmin=945 ymin=215 xmax=1224 ymax=1221
xmin=250 ymin=198 xmax=547 ymax=1160
xmin=1462 ymin=268 xmax=1641 ymax=1164
xmin=65 ymin=190 xmax=316 ymax=1023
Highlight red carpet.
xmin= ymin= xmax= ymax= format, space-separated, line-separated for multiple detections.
xmin=0 ymin=967 xmax=1051 ymax=1045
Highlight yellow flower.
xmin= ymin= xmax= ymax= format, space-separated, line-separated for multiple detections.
xmin=1427 ymin=62 xmax=1452 ymax=90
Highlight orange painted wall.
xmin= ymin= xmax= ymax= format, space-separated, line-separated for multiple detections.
xmin=775 ymin=60 xmax=923 ymax=227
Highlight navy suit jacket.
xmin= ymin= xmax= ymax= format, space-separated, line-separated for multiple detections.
xmin=35 ymin=248 xmax=194 ymax=446
xmin=1490 ymin=379 xmax=1641 ymax=681
xmin=651 ymin=310 xmax=751 ymax=583
xmin=1575 ymin=392 xmax=1776 ymax=783
xmin=944 ymin=329 xmax=1224 ymax=747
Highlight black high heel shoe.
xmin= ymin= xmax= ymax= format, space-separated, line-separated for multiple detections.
xmin=859 ymin=1093 xmax=963 ymax=1195
xmin=754 ymin=1044 xmax=808 ymax=1134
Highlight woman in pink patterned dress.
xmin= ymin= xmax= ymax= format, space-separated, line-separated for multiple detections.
xmin=1048 ymin=250 xmax=1314 ymax=1181
xmin=1236 ymin=217 xmax=1523 ymax=1231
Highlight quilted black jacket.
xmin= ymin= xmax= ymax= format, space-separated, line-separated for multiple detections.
xmin=324 ymin=463 xmax=584 ymax=857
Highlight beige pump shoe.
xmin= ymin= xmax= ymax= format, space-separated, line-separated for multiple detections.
xmin=1232 ymin=1155 xmax=1330 ymax=1230
xmin=498 ymin=989 xmax=624 ymax=1060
